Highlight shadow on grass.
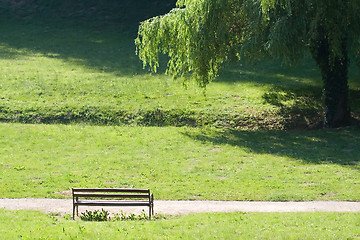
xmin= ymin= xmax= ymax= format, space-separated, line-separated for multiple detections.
xmin=214 ymin=59 xmax=360 ymax=126
xmin=215 ymin=61 xmax=326 ymax=127
xmin=0 ymin=19 xmax=144 ymax=76
xmin=0 ymin=1 xmax=176 ymax=76
xmin=182 ymin=127 xmax=360 ymax=169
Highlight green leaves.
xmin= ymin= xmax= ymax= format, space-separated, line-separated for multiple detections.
xmin=136 ymin=0 xmax=245 ymax=87
xmin=136 ymin=0 xmax=360 ymax=86
xmin=80 ymin=209 xmax=110 ymax=221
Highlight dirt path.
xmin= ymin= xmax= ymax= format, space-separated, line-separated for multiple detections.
xmin=1 ymin=199 xmax=360 ymax=216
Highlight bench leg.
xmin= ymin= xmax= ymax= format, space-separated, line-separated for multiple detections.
xmin=76 ymin=205 xmax=79 ymax=217
xmin=72 ymin=205 xmax=75 ymax=220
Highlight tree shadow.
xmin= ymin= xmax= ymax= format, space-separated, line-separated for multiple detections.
xmin=182 ymin=127 xmax=360 ymax=169
xmin=0 ymin=1 xmax=175 ymax=76
xmin=215 ymin=61 xmax=325 ymax=127
xmin=215 ymin=57 xmax=322 ymax=85
xmin=213 ymin=58 xmax=360 ymax=127
xmin=0 ymin=19 xmax=144 ymax=76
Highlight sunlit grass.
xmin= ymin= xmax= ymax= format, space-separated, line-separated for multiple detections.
xmin=1 ymin=123 xmax=359 ymax=201
xmin=1 ymin=209 xmax=359 ymax=239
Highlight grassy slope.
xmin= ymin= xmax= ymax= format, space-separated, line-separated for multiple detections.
xmin=1 ymin=209 xmax=359 ymax=239
xmin=1 ymin=123 xmax=359 ymax=201
xmin=0 ymin=17 xmax=359 ymax=128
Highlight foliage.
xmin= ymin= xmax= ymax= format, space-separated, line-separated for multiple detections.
xmin=112 ymin=210 xmax=161 ymax=221
xmin=136 ymin=0 xmax=360 ymax=128
xmin=80 ymin=209 xmax=110 ymax=221
xmin=259 ymin=0 xmax=360 ymax=127
xmin=136 ymin=0 xmax=242 ymax=87
xmin=137 ymin=0 xmax=360 ymax=84
xmin=258 ymin=0 xmax=360 ymax=61
xmin=79 ymin=209 xmax=156 ymax=221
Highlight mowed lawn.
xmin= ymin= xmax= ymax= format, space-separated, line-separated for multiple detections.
xmin=0 ymin=209 xmax=359 ymax=239
xmin=1 ymin=123 xmax=359 ymax=201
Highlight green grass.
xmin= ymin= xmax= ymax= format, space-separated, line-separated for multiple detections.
xmin=1 ymin=123 xmax=359 ymax=201
xmin=1 ymin=18 xmax=359 ymax=128
xmin=0 ymin=209 xmax=359 ymax=239
xmin=1 ymin=4 xmax=359 ymax=240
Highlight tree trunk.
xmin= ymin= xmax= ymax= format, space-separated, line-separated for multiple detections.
xmin=310 ymin=28 xmax=351 ymax=128
xmin=322 ymin=53 xmax=351 ymax=128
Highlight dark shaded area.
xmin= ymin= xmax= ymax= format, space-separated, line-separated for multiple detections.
xmin=182 ymin=127 xmax=360 ymax=168
xmin=215 ymin=61 xmax=325 ymax=128
xmin=309 ymin=26 xmax=351 ymax=128
xmin=0 ymin=0 xmax=177 ymax=28
xmin=0 ymin=20 xmax=144 ymax=75
xmin=0 ymin=1 xmax=176 ymax=75
xmin=214 ymin=59 xmax=360 ymax=128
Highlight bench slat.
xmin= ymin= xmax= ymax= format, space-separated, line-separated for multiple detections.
xmin=75 ymin=201 xmax=151 ymax=206
xmin=73 ymin=193 xmax=150 ymax=198
xmin=72 ymin=188 xmax=150 ymax=193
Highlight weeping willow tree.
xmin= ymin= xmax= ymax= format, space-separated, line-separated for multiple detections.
xmin=135 ymin=0 xmax=360 ymax=128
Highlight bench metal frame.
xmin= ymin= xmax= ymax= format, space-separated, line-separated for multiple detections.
xmin=72 ymin=188 xmax=154 ymax=220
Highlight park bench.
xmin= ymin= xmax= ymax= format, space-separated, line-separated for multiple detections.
xmin=72 ymin=188 xmax=154 ymax=220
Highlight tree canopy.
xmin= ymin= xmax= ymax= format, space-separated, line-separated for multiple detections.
xmin=136 ymin=0 xmax=360 ymax=128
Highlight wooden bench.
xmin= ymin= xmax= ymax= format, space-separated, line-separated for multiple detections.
xmin=72 ymin=188 xmax=154 ymax=220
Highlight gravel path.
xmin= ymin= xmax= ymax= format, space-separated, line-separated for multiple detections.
xmin=1 ymin=199 xmax=360 ymax=216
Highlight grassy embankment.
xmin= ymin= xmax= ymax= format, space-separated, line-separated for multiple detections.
xmin=0 ymin=15 xmax=359 ymax=129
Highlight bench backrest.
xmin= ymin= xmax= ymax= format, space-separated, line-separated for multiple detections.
xmin=72 ymin=188 xmax=151 ymax=200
